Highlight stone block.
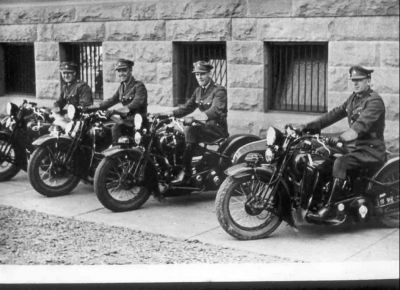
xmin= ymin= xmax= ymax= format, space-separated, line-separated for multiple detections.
xmin=132 ymin=62 xmax=157 ymax=84
xmin=247 ymin=0 xmax=292 ymax=17
xmin=34 ymin=42 xmax=59 ymax=61
xmin=382 ymin=93 xmax=400 ymax=121
xmin=103 ymin=42 xmax=136 ymax=62
xmin=44 ymin=6 xmax=76 ymax=23
xmin=166 ymin=19 xmax=231 ymax=41
xmin=157 ymin=63 xmax=173 ymax=86
xmin=103 ymin=61 xmax=118 ymax=83
xmin=158 ymin=0 xmax=191 ymax=19
xmin=38 ymin=23 xmax=105 ymax=42
xmin=103 ymin=82 xmax=120 ymax=100
xmin=327 ymin=67 xmax=350 ymax=93
xmin=380 ymin=42 xmax=399 ymax=67
xmin=0 ymin=25 xmax=37 ymax=42
xmin=75 ymin=3 xmax=130 ymax=22
xmin=329 ymin=16 xmax=399 ymax=41
xmin=326 ymin=92 xmax=352 ymax=111
xmin=36 ymin=80 xmax=60 ymax=99
xmin=227 ymin=64 xmax=263 ymax=88
xmin=232 ymin=19 xmax=257 ymax=40
xmin=1 ymin=7 xmax=44 ymax=24
xmin=130 ymin=1 xmax=157 ymax=20
xmin=293 ymin=0 xmax=399 ymax=17
xmin=257 ymin=18 xmax=331 ymax=41
xmin=372 ymin=68 xmax=399 ymax=94
xmin=329 ymin=41 xmax=379 ymax=67
xmin=227 ymin=41 xmax=263 ymax=64
xmin=106 ymin=21 xmax=165 ymax=41
xmin=147 ymin=84 xmax=173 ymax=106
xmin=135 ymin=42 xmax=172 ymax=63
xmin=192 ymin=0 xmax=247 ymax=18
xmin=35 ymin=61 xmax=59 ymax=81
xmin=228 ymin=88 xmax=264 ymax=111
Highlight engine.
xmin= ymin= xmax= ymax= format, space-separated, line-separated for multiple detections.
xmin=157 ymin=123 xmax=185 ymax=166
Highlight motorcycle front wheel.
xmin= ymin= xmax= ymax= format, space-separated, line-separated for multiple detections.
xmin=215 ymin=175 xmax=282 ymax=240
xmin=28 ymin=145 xmax=80 ymax=197
xmin=94 ymin=154 xmax=150 ymax=212
xmin=0 ymin=136 xmax=20 ymax=181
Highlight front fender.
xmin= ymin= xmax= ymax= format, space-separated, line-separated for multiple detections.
xmin=103 ymin=147 xmax=160 ymax=196
xmin=226 ymin=163 xmax=294 ymax=226
xmin=232 ymin=139 xmax=267 ymax=164
xmin=32 ymin=134 xmax=72 ymax=147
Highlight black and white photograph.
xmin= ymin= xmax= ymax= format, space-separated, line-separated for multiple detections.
xmin=0 ymin=0 xmax=399 ymax=288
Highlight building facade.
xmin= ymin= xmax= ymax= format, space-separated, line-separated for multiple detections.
xmin=0 ymin=0 xmax=399 ymax=149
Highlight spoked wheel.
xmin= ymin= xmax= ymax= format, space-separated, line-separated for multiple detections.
xmin=215 ymin=175 xmax=282 ymax=240
xmin=0 ymin=137 xmax=20 ymax=181
xmin=375 ymin=162 xmax=399 ymax=228
xmin=28 ymin=144 xmax=80 ymax=197
xmin=94 ymin=154 xmax=150 ymax=212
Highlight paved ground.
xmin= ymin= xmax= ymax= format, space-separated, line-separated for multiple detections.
xmin=0 ymin=171 xmax=398 ymax=265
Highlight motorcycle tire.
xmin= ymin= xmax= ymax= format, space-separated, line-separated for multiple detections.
xmin=0 ymin=136 xmax=20 ymax=181
xmin=28 ymin=146 xmax=80 ymax=197
xmin=374 ymin=162 xmax=399 ymax=228
xmin=215 ymin=175 xmax=282 ymax=240
xmin=94 ymin=155 xmax=150 ymax=212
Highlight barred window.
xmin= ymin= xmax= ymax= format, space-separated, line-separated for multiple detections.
xmin=266 ymin=43 xmax=328 ymax=113
xmin=173 ymin=42 xmax=226 ymax=105
xmin=59 ymin=42 xmax=103 ymax=100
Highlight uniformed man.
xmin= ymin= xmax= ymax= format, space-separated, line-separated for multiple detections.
xmin=96 ymin=58 xmax=148 ymax=144
xmin=53 ymin=61 xmax=93 ymax=112
xmin=159 ymin=60 xmax=228 ymax=184
xmin=295 ymin=65 xmax=386 ymax=222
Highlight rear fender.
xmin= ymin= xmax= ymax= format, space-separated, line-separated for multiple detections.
xmin=218 ymin=134 xmax=260 ymax=167
xmin=367 ymin=156 xmax=400 ymax=192
xmin=227 ymin=164 xmax=293 ymax=226
xmin=105 ymin=147 xmax=160 ymax=196
xmin=232 ymin=139 xmax=268 ymax=164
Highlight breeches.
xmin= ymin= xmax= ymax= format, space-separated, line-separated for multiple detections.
xmin=184 ymin=124 xmax=228 ymax=144
xmin=332 ymin=150 xmax=384 ymax=179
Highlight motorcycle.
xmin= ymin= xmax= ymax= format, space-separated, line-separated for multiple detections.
xmin=215 ymin=125 xmax=399 ymax=240
xmin=27 ymin=104 xmax=114 ymax=197
xmin=0 ymin=100 xmax=53 ymax=181
xmin=94 ymin=115 xmax=261 ymax=212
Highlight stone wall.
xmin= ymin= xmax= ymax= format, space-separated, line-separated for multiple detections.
xmin=0 ymin=0 xmax=399 ymax=150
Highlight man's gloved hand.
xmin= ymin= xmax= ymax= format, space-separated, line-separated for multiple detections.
xmin=326 ymin=136 xmax=340 ymax=147
xmin=183 ymin=116 xmax=195 ymax=126
xmin=105 ymin=110 xmax=115 ymax=118
xmin=340 ymin=128 xmax=358 ymax=142
xmin=285 ymin=123 xmax=306 ymax=133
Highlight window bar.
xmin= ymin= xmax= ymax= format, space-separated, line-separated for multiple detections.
xmin=310 ymin=45 xmax=314 ymax=112
xmin=93 ymin=45 xmax=97 ymax=98
xmin=284 ymin=46 xmax=288 ymax=111
xmin=317 ymin=46 xmax=320 ymax=112
xmin=297 ymin=46 xmax=300 ymax=112
xmin=303 ymin=46 xmax=307 ymax=112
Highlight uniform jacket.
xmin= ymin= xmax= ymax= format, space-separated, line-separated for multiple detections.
xmin=173 ymin=80 xmax=228 ymax=133
xmin=99 ymin=75 xmax=147 ymax=119
xmin=306 ymin=88 xmax=386 ymax=160
xmin=54 ymin=80 xmax=93 ymax=110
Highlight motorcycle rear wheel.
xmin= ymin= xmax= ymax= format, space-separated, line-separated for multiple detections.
xmin=28 ymin=146 xmax=80 ymax=197
xmin=0 ymin=137 xmax=20 ymax=181
xmin=94 ymin=155 xmax=150 ymax=212
xmin=215 ymin=175 xmax=282 ymax=240
xmin=375 ymin=162 xmax=399 ymax=228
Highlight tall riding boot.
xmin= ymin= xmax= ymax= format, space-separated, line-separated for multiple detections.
xmin=307 ymin=178 xmax=345 ymax=222
xmin=172 ymin=143 xmax=195 ymax=185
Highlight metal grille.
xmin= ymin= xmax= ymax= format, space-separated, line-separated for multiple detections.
xmin=61 ymin=43 xmax=103 ymax=100
xmin=173 ymin=42 xmax=226 ymax=105
xmin=269 ymin=43 xmax=327 ymax=113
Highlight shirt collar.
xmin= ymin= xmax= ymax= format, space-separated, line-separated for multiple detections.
xmin=202 ymin=80 xmax=213 ymax=91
